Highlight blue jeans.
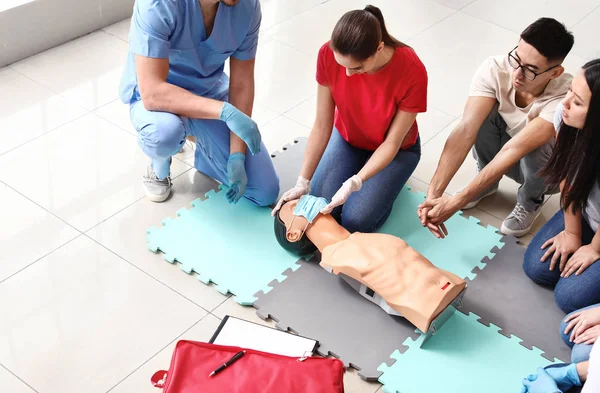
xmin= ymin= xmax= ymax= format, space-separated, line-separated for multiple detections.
xmin=311 ymin=128 xmax=421 ymax=233
xmin=559 ymin=303 xmax=599 ymax=363
xmin=129 ymin=98 xmax=279 ymax=207
xmin=523 ymin=209 xmax=600 ymax=313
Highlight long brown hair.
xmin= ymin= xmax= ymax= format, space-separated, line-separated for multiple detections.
xmin=539 ymin=59 xmax=600 ymax=213
xmin=330 ymin=5 xmax=407 ymax=61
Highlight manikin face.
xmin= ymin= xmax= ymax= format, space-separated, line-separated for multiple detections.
xmin=561 ymin=70 xmax=591 ymax=129
xmin=333 ymin=42 xmax=385 ymax=76
xmin=508 ymin=40 xmax=563 ymax=93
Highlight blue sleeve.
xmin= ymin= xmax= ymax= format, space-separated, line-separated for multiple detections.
xmin=129 ymin=0 xmax=177 ymax=58
xmin=232 ymin=0 xmax=262 ymax=60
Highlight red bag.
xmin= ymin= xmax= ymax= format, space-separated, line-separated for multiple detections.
xmin=151 ymin=340 xmax=345 ymax=393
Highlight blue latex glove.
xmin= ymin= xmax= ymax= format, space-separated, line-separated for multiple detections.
xmin=544 ymin=363 xmax=582 ymax=392
xmin=219 ymin=102 xmax=261 ymax=155
xmin=521 ymin=367 xmax=561 ymax=393
xmin=226 ymin=153 xmax=247 ymax=204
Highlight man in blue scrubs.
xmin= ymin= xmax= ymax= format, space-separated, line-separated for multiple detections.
xmin=119 ymin=0 xmax=279 ymax=206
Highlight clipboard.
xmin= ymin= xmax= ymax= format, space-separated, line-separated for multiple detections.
xmin=209 ymin=315 xmax=318 ymax=358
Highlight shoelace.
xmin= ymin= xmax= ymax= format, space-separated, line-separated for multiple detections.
xmin=509 ymin=203 xmax=529 ymax=224
xmin=145 ymin=167 xmax=171 ymax=186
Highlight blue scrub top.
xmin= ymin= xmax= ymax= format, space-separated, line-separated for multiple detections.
xmin=119 ymin=0 xmax=261 ymax=104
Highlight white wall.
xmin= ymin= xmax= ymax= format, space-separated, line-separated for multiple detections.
xmin=0 ymin=0 xmax=134 ymax=67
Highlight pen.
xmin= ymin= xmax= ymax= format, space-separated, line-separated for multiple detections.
xmin=209 ymin=350 xmax=246 ymax=377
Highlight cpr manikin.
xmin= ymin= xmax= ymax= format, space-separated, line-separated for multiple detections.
xmin=274 ymin=195 xmax=467 ymax=339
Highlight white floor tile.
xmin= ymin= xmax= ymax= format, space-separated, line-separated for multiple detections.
xmin=11 ymin=31 xmax=129 ymax=111
xmin=254 ymin=40 xmax=317 ymax=114
xmin=0 ymin=182 xmax=79 ymax=282
xmin=407 ymin=12 xmax=518 ymax=117
xmin=343 ymin=369 xmax=382 ymax=393
xmin=260 ymin=0 xmax=324 ymax=31
xmin=430 ymin=0 xmax=475 ymax=9
xmin=270 ymin=0 xmax=454 ymax=58
xmin=462 ymin=0 xmax=599 ymax=33
xmin=87 ymin=170 xmax=229 ymax=312
xmin=0 ymin=366 xmax=35 ymax=393
xmin=0 ymin=67 xmax=87 ymax=155
xmin=108 ymin=314 xmax=222 ymax=393
xmin=103 ymin=18 xmax=131 ymax=42
xmin=416 ymin=108 xmax=457 ymax=146
xmin=93 ymin=98 xmax=136 ymax=135
xmin=572 ymin=6 xmax=600 ymax=60
xmin=0 ymin=236 xmax=206 ymax=393
xmin=0 ymin=113 xmax=190 ymax=232
xmin=284 ymin=96 xmax=316 ymax=129
xmin=260 ymin=115 xmax=311 ymax=154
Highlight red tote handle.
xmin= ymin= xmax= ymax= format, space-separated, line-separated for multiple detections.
xmin=151 ymin=370 xmax=168 ymax=388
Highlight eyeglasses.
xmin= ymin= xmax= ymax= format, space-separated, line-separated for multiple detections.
xmin=507 ymin=46 xmax=561 ymax=81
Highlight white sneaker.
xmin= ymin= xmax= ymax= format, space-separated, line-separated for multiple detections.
xmin=454 ymin=186 xmax=498 ymax=210
xmin=500 ymin=202 xmax=542 ymax=238
xmin=143 ymin=165 xmax=172 ymax=202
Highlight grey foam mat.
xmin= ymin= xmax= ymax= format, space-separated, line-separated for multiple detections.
xmin=460 ymin=236 xmax=570 ymax=362
xmin=253 ymin=257 xmax=421 ymax=381
xmin=270 ymin=137 xmax=308 ymax=203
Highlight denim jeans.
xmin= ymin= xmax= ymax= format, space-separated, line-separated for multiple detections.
xmin=523 ymin=209 xmax=600 ymax=313
xmin=311 ymin=128 xmax=421 ymax=233
xmin=559 ymin=303 xmax=600 ymax=363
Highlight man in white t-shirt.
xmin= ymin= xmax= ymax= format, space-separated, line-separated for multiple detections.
xmin=417 ymin=18 xmax=574 ymax=238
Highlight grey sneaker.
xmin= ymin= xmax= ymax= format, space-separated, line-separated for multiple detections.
xmin=454 ymin=186 xmax=498 ymax=210
xmin=500 ymin=202 xmax=542 ymax=237
xmin=143 ymin=165 xmax=172 ymax=202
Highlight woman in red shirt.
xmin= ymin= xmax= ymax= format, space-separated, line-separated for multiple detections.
xmin=272 ymin=5 xmax=428 ymax=233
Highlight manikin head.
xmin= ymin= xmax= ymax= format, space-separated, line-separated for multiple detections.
xmin=329 ymin=5 xmax=407 ymax=76
xmin=273 ymin=199 xmax=318 ymax=256
xmin=541 ymin=59 xmax=600 ymax=214
xmin=508 ymin=18 xmax=574 ymax=94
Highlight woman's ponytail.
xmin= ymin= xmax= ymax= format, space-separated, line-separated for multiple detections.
xmin=363 ymin=5 xmax=406 ymax=48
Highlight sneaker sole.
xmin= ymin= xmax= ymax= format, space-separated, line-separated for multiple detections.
xmin=500 ymin=209 xmax=542 ymax=238
xmin=145 ymin=189 xmax=171 ymax=203
xmin=460 ymin=188 xmax=498 ymax=210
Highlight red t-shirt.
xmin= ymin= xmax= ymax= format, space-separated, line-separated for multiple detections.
xmin=316 ymin=42 xmax=428 ymax=151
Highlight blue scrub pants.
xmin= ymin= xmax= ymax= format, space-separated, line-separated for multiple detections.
xmin=129 ymin=98 xmax=279 ymax=207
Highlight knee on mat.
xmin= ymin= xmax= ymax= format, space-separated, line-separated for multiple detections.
xmin=140 ymin=115 xmax=186 ymax=159
xmin=341 ymin=211 xmax=380 ymax=234
xmin=247 ymin=174 xmax=280 ymax=207
xmin=554 ymin=288 xmax=589 ymax=315
xmin=522 ymin=248 xmax=546 ymax=284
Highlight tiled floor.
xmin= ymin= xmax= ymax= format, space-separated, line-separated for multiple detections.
xmin=1 ymin=1 xmax=599 ymax=392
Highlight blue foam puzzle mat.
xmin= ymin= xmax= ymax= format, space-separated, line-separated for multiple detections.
xmin=146 ymin=185 xmax=304 ymax=305
xmin=376 ymin=186 xmax=503 ymax=280
xmin=377 ymin=311 xmax=559 ymax=393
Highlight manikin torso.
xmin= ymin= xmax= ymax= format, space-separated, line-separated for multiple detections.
xmin=279 ymin=199 xmax=466 ymax=333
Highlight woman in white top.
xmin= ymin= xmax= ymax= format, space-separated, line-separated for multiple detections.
xmin=520 ymin=59 xmax=600 ymax=392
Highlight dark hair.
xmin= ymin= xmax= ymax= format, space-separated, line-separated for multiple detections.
xmin=540 ymin=59 xmax=600 ymax=213
xmin=330 ymin=5 xmax=406 ymax=61
xmin=520 ymin=17 xmax=574 ymax=62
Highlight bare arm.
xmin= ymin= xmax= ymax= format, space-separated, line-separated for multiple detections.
xmin=228 ymin=57 xmax=256 ymax=155
xmin=427 ymin=96 xmax=497 ymax=199
xmin=299 ymin=84 xmax=336 ymax=180
xmin=561 ymin=180 xmax=584 ymax=237
xmin=454 ymin=117 xmax=556 ymax=207
xmin=135 ymin=55 xmax=224 ymax=119
xmin=357 ymin=110 xmax=418 ymax=182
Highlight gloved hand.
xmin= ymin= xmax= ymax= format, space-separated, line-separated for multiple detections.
xmin=521 ymin=367 xmax=561 ymax=393
xmin=226 ymin=152 xmax=247 ymax=204
xmin=544 ymin=363 xmax=582 ymax=392
xmin=219 ymin=102 xmax=261 ymax=156
xmin=320 ymin=175 xmax=362 ymax=215
xmin=271 ymin=176 xmax=311 ymax=216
